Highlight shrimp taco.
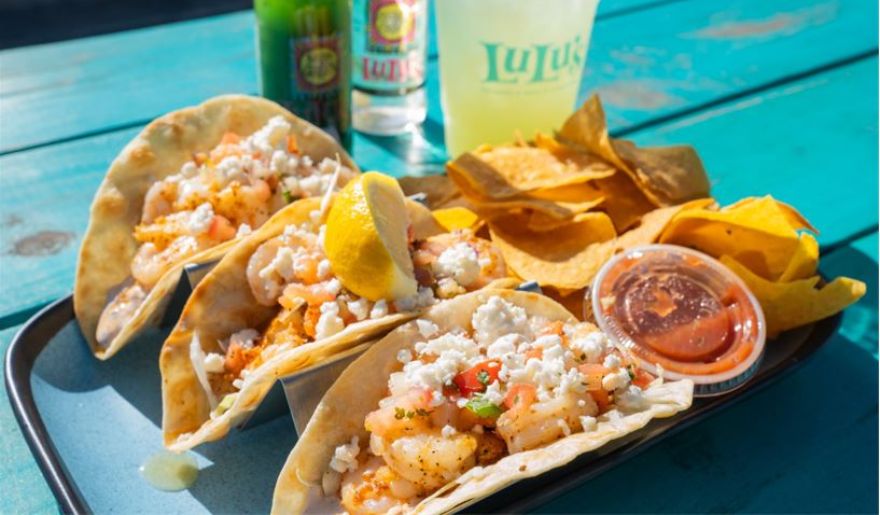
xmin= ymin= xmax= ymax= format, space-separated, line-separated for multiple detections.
xmin=272 ymin=289 xmax=694 ymax=514
xmin=161 ymin=173 xmax=513 ymax=451
xmin=75 ymin=95 xmax=358 ymax=360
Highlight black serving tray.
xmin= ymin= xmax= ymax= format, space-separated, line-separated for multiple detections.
xmin=5 ymin=294 xmax=840 ymax=514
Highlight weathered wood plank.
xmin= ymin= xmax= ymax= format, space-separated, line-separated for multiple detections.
xmin=630 ymin=56 xmax=878 ymax=247
xmin=0 ymin=57 xmax=875 ymax=333
xmin=536 ymin=231 xmax=878 ymax=513
xmin=1 ymin=0 xmax=875 ymax=154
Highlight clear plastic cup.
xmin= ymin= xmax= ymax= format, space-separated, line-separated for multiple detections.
xmin=590 ymin=244 xmax=767 ymax=396
xmin=434 ymin=0 xmax=600 ymax=157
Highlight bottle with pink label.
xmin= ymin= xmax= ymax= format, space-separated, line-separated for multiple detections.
xmin=351 ymin=0 xmax=428 ymax=135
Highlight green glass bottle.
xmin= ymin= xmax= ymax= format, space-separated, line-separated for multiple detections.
xmin=255 ymin=0 xmax=352 ymax=150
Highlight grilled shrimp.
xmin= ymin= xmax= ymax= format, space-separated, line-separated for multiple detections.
xmin=496 ymin=393 xmax=597 ymax=453
xmin=213 ymin=180 xmax=272 ymax=228
xmin=142 ymin=180 xmax=179 ymax=223
xmin=413 ymin=230 xmax=506 ymax=289
xmin=373 ymin=430 xmax=478 ymax=491
xmin=340 ymin=456 xmax=418 ymax=515
xmin=130 ymin=236 xmax=203 ymax=289
xmin=95 ymin=283 xmax=147 ymax=347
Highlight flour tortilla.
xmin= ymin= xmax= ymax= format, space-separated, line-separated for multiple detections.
xmin=74 ymin=95 xmax=357 ymax=360
xmin=161 ymin=197 xmax=450 ymax=451
xmin=272 ymin=289 xmax=693 ymax=514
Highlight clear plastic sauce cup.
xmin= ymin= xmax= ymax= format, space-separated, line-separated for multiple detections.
xmin=590 ymin=244 xmax=766 ymax=396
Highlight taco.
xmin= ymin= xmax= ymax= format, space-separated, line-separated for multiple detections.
xmin=272 ymin=289 xmax=693 ymax=514
xmin=75 ymin=95 xmax=358 ymax=360
xmin=161 ymin=177 xmax=513 ymax=452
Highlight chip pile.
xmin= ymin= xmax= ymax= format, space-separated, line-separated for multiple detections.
xmin=399 ymin=95 xmax=865 ymax=336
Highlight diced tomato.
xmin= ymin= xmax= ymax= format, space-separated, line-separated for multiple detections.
xmin=287 ymin=135 xmax=300 ymax=154
xmin=589 ymin=389 xmax=613 ymax=413
xmin=503 ymin=383 xmax=536 ymax=410
xmin=414 ymin=266 xmax=435 ymax=287
xmin=453 ymin=361 xmax=501 ymax=397
xmin=577 ymin=363 xmax=609 ymax=391
xmin=208 ymin=215 xmax=236 ymax=241
xmin=220 ymin=132 xmax=241 ymax=145
xmin=632 ymin=368 xmax=654 ymax=389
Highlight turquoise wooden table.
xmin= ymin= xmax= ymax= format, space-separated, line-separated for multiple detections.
xmin=1 ymin=0 xmax=877 ymax=512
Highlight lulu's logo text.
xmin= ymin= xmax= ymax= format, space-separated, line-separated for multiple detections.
xmin=482 ymin=36 xmax=584 ymax=84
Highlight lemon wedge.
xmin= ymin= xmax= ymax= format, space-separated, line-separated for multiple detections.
xmin=324 ymin=172 xmax=417 ymax=301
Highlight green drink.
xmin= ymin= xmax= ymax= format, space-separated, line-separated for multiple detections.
xmin=255 ymin=0 xmax=352 ymax=150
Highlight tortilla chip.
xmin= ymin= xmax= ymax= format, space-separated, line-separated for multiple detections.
xmin=558 ymin=95 xmax=711 ymax=206
xmin=720 ymin=256 xmax=866 ymax=337
xmin=432 ymin=206 xmax=482 ymax=232
xmin=594 ymin=171 xmax=657 ymax=232
xmin=397 ymin=174 xmax=460 ymax=209
xmin=447 ymin=143 xmax=615 ymax=200
xmin=659 ymin=196 xmax=812 ymax=281
xmin=490 ymin=200 xmax=713 ymax=290
xmin=489 ymin=212 xmax=617 ymax=290
xmin=778 ymin=233 xmax=820 ymax=282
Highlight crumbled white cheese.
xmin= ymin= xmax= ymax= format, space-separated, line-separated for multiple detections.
xmin=603 ymin=354 xmax=622 ymax=370
xmin=329 ymin=436 xmax=360 ymax=474
xmin=416 ymin=319 xmax=439 ymax=338
xmin=317 ymin=259 xmax=332 ymax=280
xmin=441 ymin=425 xmax=457 ymax=438
xmin=395 ymin=287 xmax=436 ymax=312
xmin=433 ymin=243 xmax=481 ymax=287
xmin=260 ymin=246 xmax=296 ymax=281
xmin=248 ymin=116 xmax=291 ymax=156
xmin=602 ymin=368 xmax=631 ymax=391
xmin=436 ymin=277 xmax=466 ymax=299
xmin=486 ymin=334 xmax=519 ymax=359
xmin=570 ymin=331 xmax=607 ymax=363
xmin=203 ymin=352 xmax=225 ymax=373
xmin=370 ymin=299 xmax=388 ymax=319
xmin=396 ymin=349 xmax=413 ymax=364
xmin=229 ymin=328 xmax=259 ymax=349
xmin=483 ymin=381 xmax=504 ymax=405
xmin=315 ymin=301 xmax=345 ymax=340
xmin=472 ymin=296 xmax=531 ymax=346
xmin=187 ymin=202 xmax=215 ymax=235
xmin=236 ymin=223 xmax=252 ymax=238
xmin=579 ymin=415 xmax=598 ymax=432
xmin=347 ymin=298 xmax=370 ymax=321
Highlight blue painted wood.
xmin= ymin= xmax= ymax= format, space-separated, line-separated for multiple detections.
xmin=0 ymin=0 xmax=875 ymax=154
xmin=630 ymin=57 xmax=879 ymax=248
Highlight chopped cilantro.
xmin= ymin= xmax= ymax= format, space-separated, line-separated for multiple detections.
xmin=465 ymin=395 xmax=503 ymax=418
xmin=415 ymin=408 xmax=430 ymax=417
xmin=394 ymin=407 xmax=406 ymax=420
xmin=282 ymin=189 xmax=294 ymax=204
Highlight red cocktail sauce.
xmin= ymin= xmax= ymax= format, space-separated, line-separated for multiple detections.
xmin=595 ymin=248 xmax=762 ymax=378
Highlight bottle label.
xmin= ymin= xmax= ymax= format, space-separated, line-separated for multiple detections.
xmin=289 ymin=35 xmax=342 ymax=132
xmin=353 ymin=0 xmax=426 ymax=92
